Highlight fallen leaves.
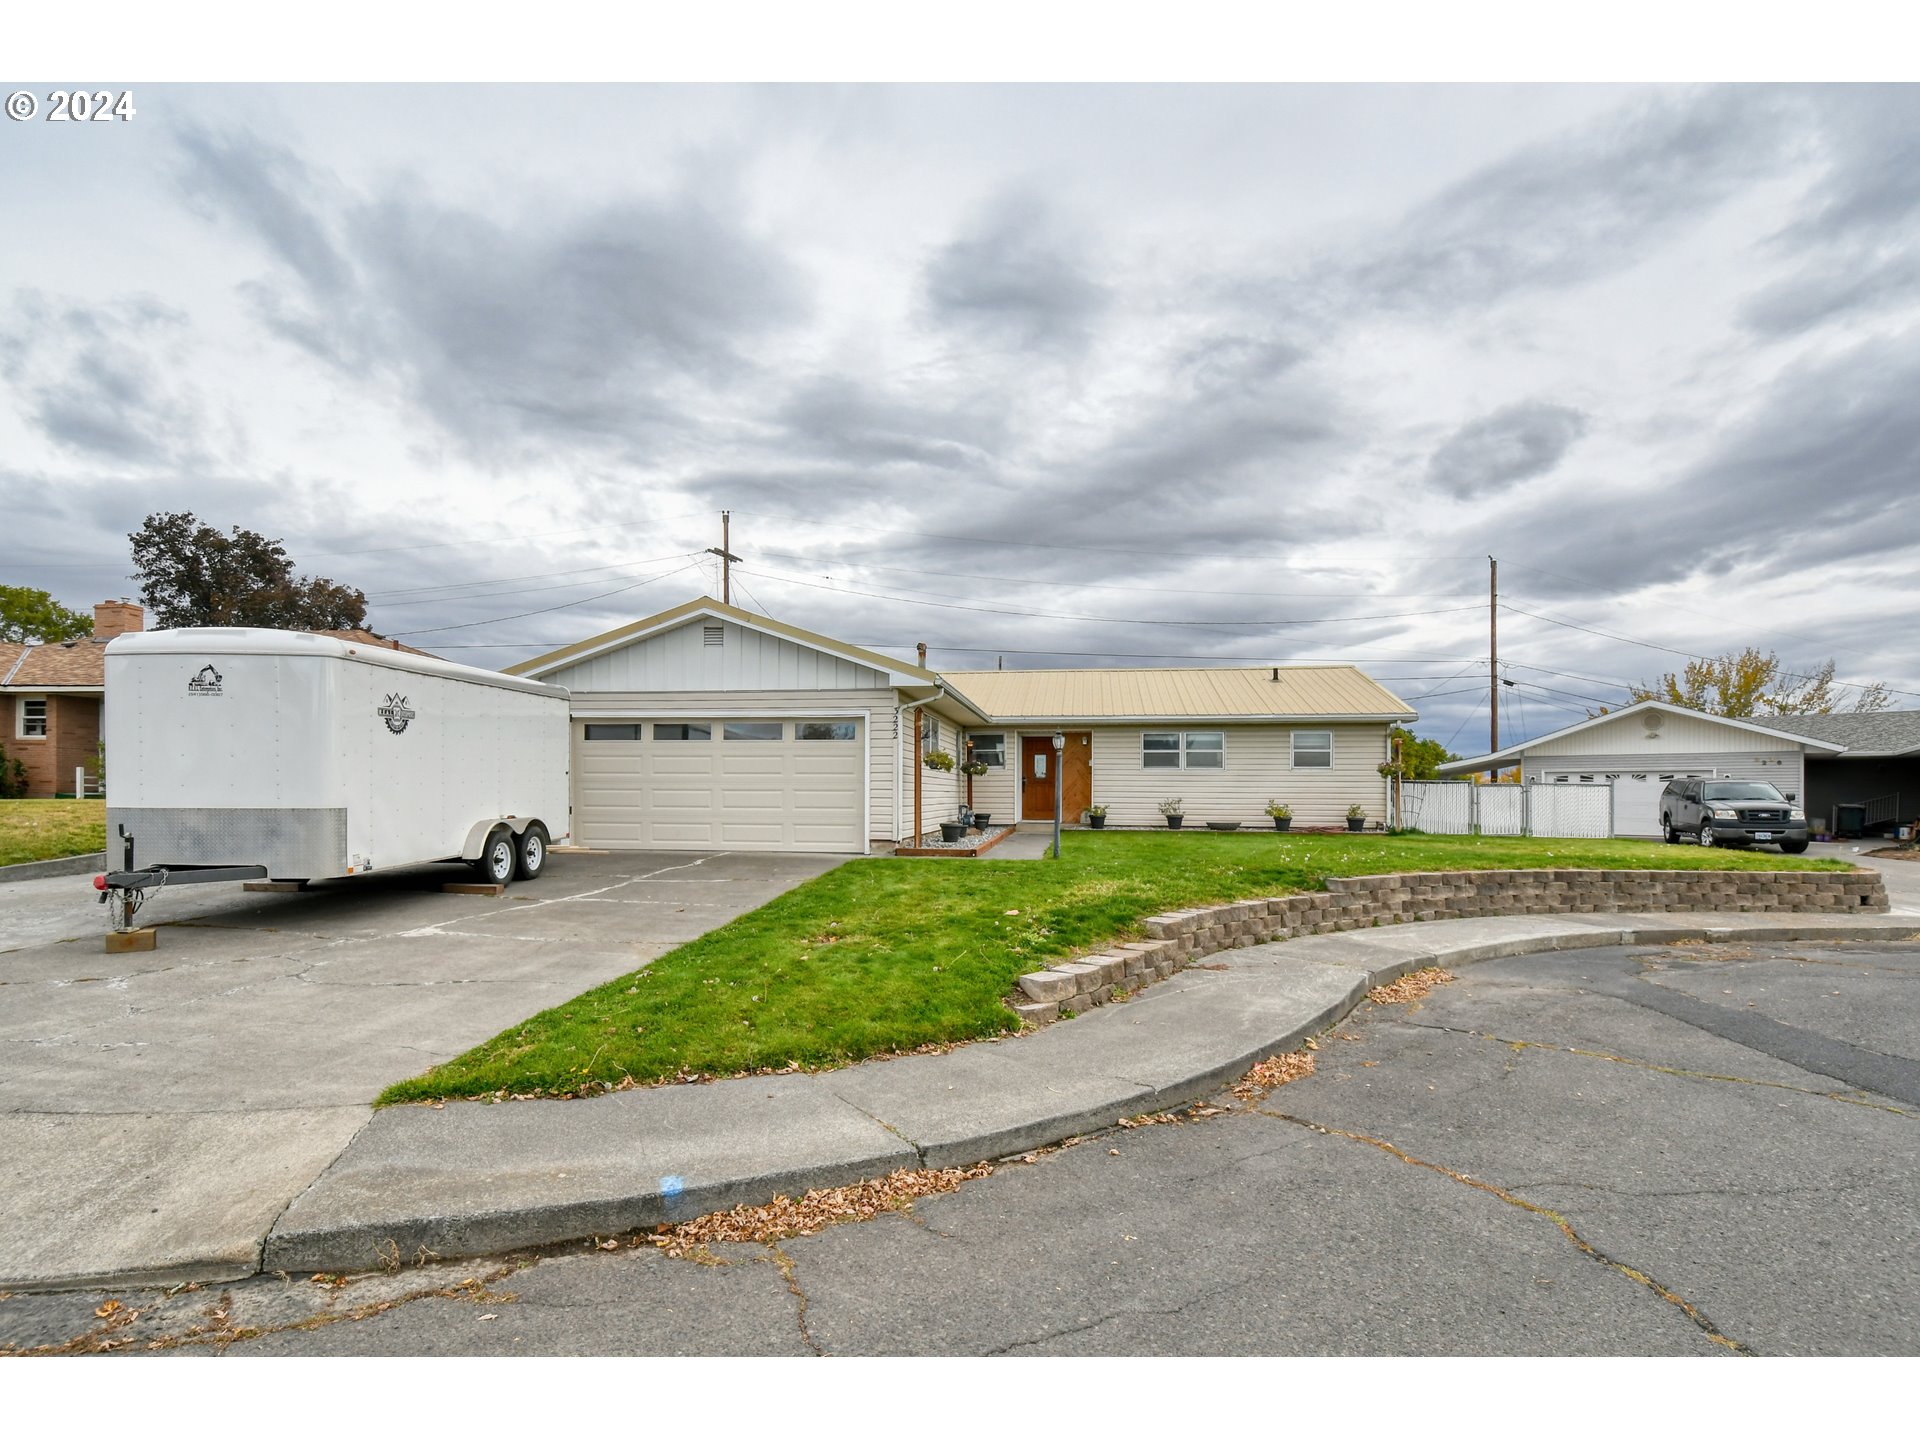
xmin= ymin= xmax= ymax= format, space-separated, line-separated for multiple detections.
xmin=1231 ymin=1048 xmax=1317 ymax=1102
xmin=1366 ymin=967 xmax=1456 ymax=1007
xmin=644 ymin=1164 xmax=994 ymax=1256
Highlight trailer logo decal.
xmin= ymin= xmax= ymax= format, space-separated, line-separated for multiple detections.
xmin=377 ymin=693 xmax=417 ymax=735
xmin=187 ymin=664 xmax=223 ymax=696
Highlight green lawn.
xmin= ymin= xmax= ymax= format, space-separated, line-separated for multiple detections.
xmin=380 ymin=831 xmax=1847 ymax=1105
xmin=0 ymin=799 xmax=106 ymax=867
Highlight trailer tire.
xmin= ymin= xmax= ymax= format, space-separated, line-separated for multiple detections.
xmin=514 ymin=822 xmax=549 ymax=881
xmin=475 ymin=827 xmax=516 ymax=886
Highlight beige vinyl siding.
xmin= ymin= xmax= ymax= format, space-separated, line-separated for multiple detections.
xmin=542 ymin=617 xmax=891 ymax=693
xmin=964 ymin=730 xmax=1018 ymax=821
xmin=1526 ymin=709 xmax=1804 ymax=758
xmin=1079 ymin=724 xmax=1389 ymax=828
xmin=898 ymin=711 xmax=968 ymax=836
xmin=1528 ymin=750 xmax=1806 ymax=801
xmin=568 ymin=688 xmax=899 ymax=843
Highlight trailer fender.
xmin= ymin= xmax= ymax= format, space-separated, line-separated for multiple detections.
xmin=459 ymin=816 xmax=539 ymax=861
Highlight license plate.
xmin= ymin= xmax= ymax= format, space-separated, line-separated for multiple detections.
xmin=1753 ymin=832 xmax=1774 ymax=841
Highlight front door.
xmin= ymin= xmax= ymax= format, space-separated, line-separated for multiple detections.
xmin=1021 ymin=736 xmax=1055 ymax=819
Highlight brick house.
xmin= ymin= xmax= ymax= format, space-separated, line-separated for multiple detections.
xmin=0 ymin=601 xmax=144 ymax=798
xmin=0 ymin=608 xmax=438 ymax=799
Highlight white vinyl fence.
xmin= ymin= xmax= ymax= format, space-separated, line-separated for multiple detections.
xmin=1397 ymin=781 xmax=1613 ymax=839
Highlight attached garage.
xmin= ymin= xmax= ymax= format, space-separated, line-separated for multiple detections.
xmin=573 ymin=717 xmax=866 ymax=853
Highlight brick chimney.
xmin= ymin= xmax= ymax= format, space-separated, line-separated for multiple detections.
xmin=94 ymin=600 xmax=144 ymax=639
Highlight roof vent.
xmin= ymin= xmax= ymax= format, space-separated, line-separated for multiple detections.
xmin=703 ymin=624 xmax=725 ymax=647
xmin=1270 ymin=666 xmax=1280 ymax=682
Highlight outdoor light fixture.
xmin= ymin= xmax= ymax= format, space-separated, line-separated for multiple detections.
xmin=1051 ymin=731 xmax=1066 ymax=859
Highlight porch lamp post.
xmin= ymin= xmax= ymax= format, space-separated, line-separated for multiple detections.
xmin=1051 ymin=730 xmax=1065 ymax=859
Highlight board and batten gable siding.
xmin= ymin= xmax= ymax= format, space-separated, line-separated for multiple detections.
xmin=1528 ymin=750 xmax=1807 ymax=802
xmin=566 ymin=687 xmax=901 ymax=844
xmin=539 ymin=617 xmax=891 ymax=694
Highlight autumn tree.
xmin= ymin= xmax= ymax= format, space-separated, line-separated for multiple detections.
xmin=0 ymin=585 xmax=93 ymax=642
xmin=129 ymin=512 xmax=367 ymax=631
xmin=1629 ymin=647 xmax=1891 ymax=717
xmin=1388 ymin=725 xmax=1458 ymax=780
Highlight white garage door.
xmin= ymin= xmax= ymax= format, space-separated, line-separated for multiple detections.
xmin=573 ymin=718 xmax=866 ymax=853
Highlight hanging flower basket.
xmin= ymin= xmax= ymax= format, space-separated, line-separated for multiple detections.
xmin=924 ymin=750 xmax=956 ymax=772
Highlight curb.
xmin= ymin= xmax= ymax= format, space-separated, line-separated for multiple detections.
xmin=251 ymin=911 xmax=1920 ymax=1280
xmin=0 ymin=850 xmax=106 ymax=885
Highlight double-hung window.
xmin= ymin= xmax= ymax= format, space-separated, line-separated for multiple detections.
xmin=1142 ymin=732 xmax=1182 ymax=768
xmin=19 ymin=698 xmax=47 ymax=738
xmin=1291 ymin=730 xmax=1333 ymax=769
xmin=1184 ymin=731 xmax=1224 ymax=768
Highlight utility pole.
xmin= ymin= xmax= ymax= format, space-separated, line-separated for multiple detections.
xmin=1489 ymin=555 xmax=1499 ymax=775
xmin=706 ymin=511 xmax=741 ymax=606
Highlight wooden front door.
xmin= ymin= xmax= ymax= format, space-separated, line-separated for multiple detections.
xmin=1021 ymin=736 xmax=1056 ymax=820
xmin=1021 ymin=733 xmax=1093 ymax=821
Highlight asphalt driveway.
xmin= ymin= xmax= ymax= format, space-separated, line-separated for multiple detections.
xmin=0 ymin=850 xmax=845 ymax=1289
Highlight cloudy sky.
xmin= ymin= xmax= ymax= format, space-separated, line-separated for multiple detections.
xmin=4 ymin=82 xmax=1918 ymax=754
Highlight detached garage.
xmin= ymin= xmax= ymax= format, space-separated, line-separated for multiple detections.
xmin=507 ymin=599 xmax=982 ymax=854
xmin=1437 ymin=700 xmax=1846 ymax=839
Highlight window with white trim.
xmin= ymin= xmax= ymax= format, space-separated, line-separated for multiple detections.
xmin=970 ymin=733 xmax=1005 ymax=767
xmin=19 ymin=698 xmax=47 ymax=738
xmin=723 ymin=721 xmax=783 ymax=741
xmin=797 ymin=721 xmax=857 ymax=741
xmin=653 ymin=722 xmax=711 ymax=741
xmin=920 ymin=713 xmax=938 ymax=753
xmin=1142 ymin=731 xmax=1225 ymax=769
xmin=583 ymin=723 xmax=642 ymax=741
xmin=1291 ymin=730 xmax=1333 ymax=769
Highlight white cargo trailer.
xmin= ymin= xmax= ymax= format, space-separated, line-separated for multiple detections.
xmin=99 ymin=628 xmax=570 ymax=929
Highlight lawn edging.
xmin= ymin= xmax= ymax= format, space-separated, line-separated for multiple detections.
xmin=1011 ymin=866 xmax=1889 ymax=1022
xmin=0 ymin=850 xmax=109 ymax=885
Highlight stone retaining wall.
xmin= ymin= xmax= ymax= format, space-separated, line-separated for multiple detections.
xmin=1009 ymin=867 xmax=1887 ymax=1024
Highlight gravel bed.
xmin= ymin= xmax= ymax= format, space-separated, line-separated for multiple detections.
xmin=909 ymin=824 xmax=1013 ymax=850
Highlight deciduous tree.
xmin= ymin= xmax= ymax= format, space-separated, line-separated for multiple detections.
xmin=0 ymin=585 xmax=93 ymax=643
xmin=129 ymin=512 xmax=367 ymax=631
xmin=1628 ymin=647 xmax=1890 ymax=717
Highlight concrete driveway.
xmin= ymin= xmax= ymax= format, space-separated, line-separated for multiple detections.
xmin=0 ymin=850 xmax=845 ymax=1289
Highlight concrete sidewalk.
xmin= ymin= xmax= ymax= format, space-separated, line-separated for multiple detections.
xmin=257 ymin=908 xmax=1920 ymax=1280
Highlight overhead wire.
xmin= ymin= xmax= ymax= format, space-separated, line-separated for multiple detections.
xmin=387 ymin=559 xmax=706 ymax=637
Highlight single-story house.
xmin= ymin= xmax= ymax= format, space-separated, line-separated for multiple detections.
xmin=1435 ymin=700 xmax=1850 ymax=838
xmin=1755 ymin=711 xmax=1920 ymax=835
xmin=1 ymin=600 xmax=144 ymax=798
xmin=506 ymin=598 xmax=1418 ymax=853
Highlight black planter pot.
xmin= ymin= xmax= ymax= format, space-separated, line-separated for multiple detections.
xmin=972 ymin=813 xmax=992 ymax=831
xmin=1165 ymin=816 xmax=1184 ymax=830
xmin=1088 ymin=814 xmax=1106 ymax=829
xmin=940 ymin=822 xmax=968 ymax=842
xmin=1272 ymin=817 xmax=1292 ymax=832
xmin=1346 ymin=818 xmax=1365 ymax=833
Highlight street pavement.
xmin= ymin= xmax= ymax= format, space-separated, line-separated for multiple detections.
xmin=7 ymin=936 xmax=1915 ymax=1356
xmin=0 ymin=850 xmax=843 ymax=1288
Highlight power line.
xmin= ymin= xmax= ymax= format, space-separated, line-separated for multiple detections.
xmin=372 ymin=554 xmax=705 ymax=608
xmin=387 ymin=560 xmax=705 ymax=637
xmin=739 ymin=562 xmax=1485 ymax=630
xmin=365 ymin=550 xmax=704 ymax=600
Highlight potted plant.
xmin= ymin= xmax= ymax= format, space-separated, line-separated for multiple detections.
xmin=1087 ymin=804 xmax=1108 ymax=830
xmin=1158 ymin=798 xmax=1184 ymax=830
xmin=939 ymin=820 xmax=968 ymax=842
xmin=1265 ymin=800 xmax=1292 ymax=832
xmin=959 ymin=757 xmax=990 ymax=777
xmin=924 ymin=749 xmax=955 ymax=772
xmin=972 ymin=812 xmax=993 ymax=831
xmin=1345 ymin=804 xmax=1367 ymax=833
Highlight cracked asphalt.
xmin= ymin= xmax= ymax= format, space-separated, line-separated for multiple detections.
xmin=6 ymin=937 xmax=1915 ymax=1355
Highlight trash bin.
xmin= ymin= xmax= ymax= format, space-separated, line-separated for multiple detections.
xmin=1833 ymin=804 xmax=1867 ymax=838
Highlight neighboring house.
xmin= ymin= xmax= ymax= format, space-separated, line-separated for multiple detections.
xmin=508 ymin=598 xmax=1418 ymax=854
xmin=1436 ymin=700 xmax=1848 ymax=839
xmin=0 ymin=605 xmax=438 ymax=800
xmin=0 ymin=601 xmax=144 ymax=798
xmin=1758 ymin=711 xmax=1920 ymax=834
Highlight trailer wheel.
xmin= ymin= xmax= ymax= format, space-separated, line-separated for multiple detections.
xmin=476 ymin=827 xmax=516 ymax=885
xmin=514 ymin=822 xmax=549 ymax=881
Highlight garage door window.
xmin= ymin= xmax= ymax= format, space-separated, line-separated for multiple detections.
xmin=654 ymin=723 xmax=711 ymax=741
xmin=584 ymin=723 xmax=642 ymax=740
xmin=797 ymin=721 xmax=856 ymax=741
xmin=724 ymin=721 xmax=784 ymax=741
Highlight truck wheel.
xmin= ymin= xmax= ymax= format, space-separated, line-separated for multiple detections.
xmin=1696 ymin=822 xmax=1716 ymax=848
xmin=515 ymin=823 xmax=549 ymax=880
xmin=476 ymin=827 xmax=515 ymax=885
xmin=1662 ymin=816 xmax=1678 ymax=844
xmin=1779 ymin=839 xmax=1809 ymax=854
